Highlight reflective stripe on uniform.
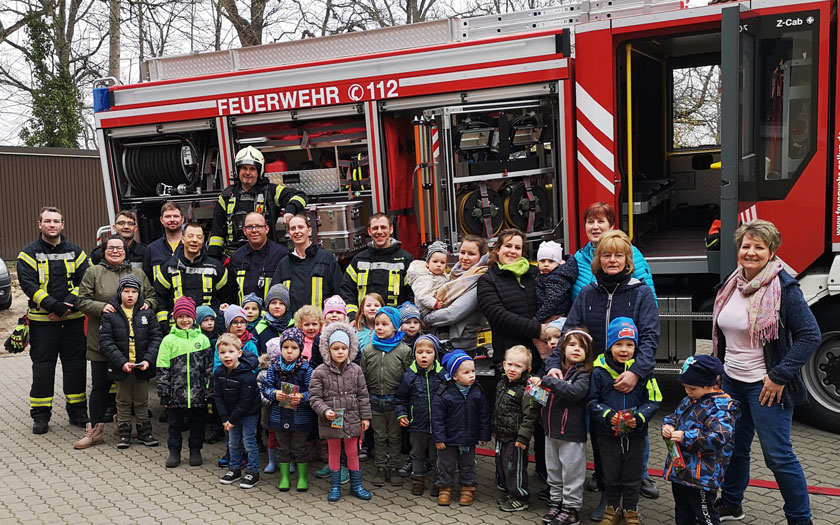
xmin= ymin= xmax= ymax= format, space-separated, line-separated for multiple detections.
xmin=311 ymin=276 xmax=323 ymax=308
xmin=109 ymin=384 xmax=117 ymax=395
xmin=18 ymin=251 xmax=37 ymax=269
xmin=30 ymin=396 xmax=53 ymax=408
xmin=157 ymin=311 xmax=169 ymax=323
xmin=154 ymin=266 xmax=171 ymax=289
xmin=208 ymin=236 xmax=225 ymax=248
xmin=236 ymin=270 xmax=246 ymax=305
xmin=646 ymin=378 xmax=663 ymax=403
xmin=32 ymin=289 xmax=49 ymax=307
xmin=202 ymin=274 xmax=213 ymax=305
xmin=66 ymin=392 xmax=87 ymax=405
xmin=216 ymin=268 xmax=228 ymax=290
xmin=356 ymin=269 xmax=369 ymax=306
xmin=290 ymin=195 xmax=306 ymax=209
xmin=224 ymin=195 xmax=237 ymax=246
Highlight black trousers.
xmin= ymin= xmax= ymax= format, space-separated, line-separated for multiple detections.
xmin=88 ymin=360 xmax=112 ymax=425
xmin=599 ymin=433 xmax=645 ymax=511
xmin=495 ymin=440 xmax=530 ymax=498
xmin=168 ymin=407 xmax=206 ymax=451
xmin=29 ymin=319 xmax=87 ymax=421
xmin=672 ymin=483 xmax=720 ymax=525
xmin=436 ymin=446 xmax=476 ymax=488
xmin=275 ymin=430 xmax=311 ymax=463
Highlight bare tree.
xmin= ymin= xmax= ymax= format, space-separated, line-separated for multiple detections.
xmin=673 ymin=65 xmax=721 ymax=148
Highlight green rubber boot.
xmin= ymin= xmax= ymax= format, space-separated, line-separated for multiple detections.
xmin=296 ymin=462 xmax=309 ymax=492
xmin=277 ymin=462 xmax=291 ymax=492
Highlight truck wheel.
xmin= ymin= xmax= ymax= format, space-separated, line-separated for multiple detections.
xmin=0 ymin=295 xmax=10 ymax=311
xmin=797 ymin=332 xmax=840 ymax=434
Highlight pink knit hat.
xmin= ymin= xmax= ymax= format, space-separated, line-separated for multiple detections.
xmin=323 ymin=295 xmax=347 ymax=316
xmin=173 ymin=296 xmax=197 ymax=320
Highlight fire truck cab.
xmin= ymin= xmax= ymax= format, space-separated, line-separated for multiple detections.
xmin=93 ymin=0 xmax=840 ymax=432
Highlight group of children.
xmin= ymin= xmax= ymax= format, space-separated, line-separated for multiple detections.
xmin=94 ymin=244 xmax=741 ymax=525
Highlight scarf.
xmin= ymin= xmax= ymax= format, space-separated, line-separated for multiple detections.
xmin=434 ymin=254 xmax=489 ymax=307
xmin=371 ymin=306 xmax=405 ymax=353
xmin=238 ymin=330 xmax=253 ymax=346
xmin=264 ymin=311 xmax=293 ymax=332
xmin=497 ymin=256 xmax=531 ymax=283
xmin=713 ymin=259 xmax=783 ymax=351
xmin=595 ymin=269 xmax=630 ymax=291
xmin=279 ymin=356 xmax=304 ymax=373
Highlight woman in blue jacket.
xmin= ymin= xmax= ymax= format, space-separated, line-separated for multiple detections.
xmin=712 ymin=220 xmax=819 ymax=525
xmin=571 ymin=202 xmax=656 ymax=302
xmin=545 ymin=229 xmax=660 ymax=519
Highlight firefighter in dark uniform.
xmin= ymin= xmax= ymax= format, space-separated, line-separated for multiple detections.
xmin=154 ymin=222 xmax=230 ymax=331
xmin=340 ymin=213 xmax=414 ymax=319
xmin=208 ymin=146 xmax=307 ymax=259
xmin=273 ymin=213 xmax=343 ymax=313
xmin=90 ymin=210 xmax=146 ymax=268
xmin=142 ymin=201 xmax=184 ymax=281
xmin=17 ymin=207 xmax=92 ymax=434
xmin=228 ymin=212 xmax=288 ymax=304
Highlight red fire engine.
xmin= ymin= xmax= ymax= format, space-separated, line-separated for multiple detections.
xmin=92 ymin=0 xmax=840 ymax=432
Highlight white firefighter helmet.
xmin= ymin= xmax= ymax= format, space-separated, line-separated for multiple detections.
xmin=234 ymin=146 xmax=265 ymax=178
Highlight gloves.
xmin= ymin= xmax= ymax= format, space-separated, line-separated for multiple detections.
xmin=4 ymin=316 xmax=30 ymax=353
xmin=51 ymin=302 xmax=70 ymax=317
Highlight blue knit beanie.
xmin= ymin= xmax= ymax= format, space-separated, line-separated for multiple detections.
xmin=375 ymin=306 xmax=402 ymax=332
xmin=279 ymin=327 xmax=305 ymax=352
xmin=241 ymin=292 xmax=263 ymax=310
xmin=606 ymin=317 xmax=638 ymax=351
xmin=399 ymin=302 xmax=421 ymax=324
xmin=196 ymin=305 xmax=216 ymax=324
xmin=677 ymin=355 xmax=723 ymax=387
xmin=414 ymin=334 xmax=441 ymax=357
xmin=441 ymin=349 xmax=472 ymax=379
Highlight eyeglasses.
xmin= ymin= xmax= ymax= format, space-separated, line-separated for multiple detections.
xmin=230 ymin=319 xmax=247 ymax=325
xmin=243 ymin=225 xmax=267 ymax=231
xmin=115 ymin=221 xmax=136 ymax=226
xmin=105 ymin=246 xmax=125 ymax=252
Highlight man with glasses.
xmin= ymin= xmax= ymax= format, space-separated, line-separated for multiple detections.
xmin=90 ymin=211 xmax=146 ymax=268
xmin=17 ymin=207 xmax=92 ymax=434
xmin=154 ymin=222 xmax=229 ymax=333
xmin=228 ymin=212 xmax=288 ymax=304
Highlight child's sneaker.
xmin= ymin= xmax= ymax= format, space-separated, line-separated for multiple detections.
xmin=542 ymin=502 xmax=562 ymax=523
xmin=398 ymin=457 xmax=412 ymax=477
xmin=358 ymin=446 xmax=368 ymax=460
xmin=551 ymin=506 xmax=580 ymax=525
xmin=220 ymin=469 xmax=241 ymax=485
xmin=217 ymin=451 xmax=230 ymax=468
xmin=499 ymin=496 xmax=529 ymax=512
xmin=715 ymin=500 xmax=745 ymax=522
xmin=239 ymin=471 xmax=260 ymax=489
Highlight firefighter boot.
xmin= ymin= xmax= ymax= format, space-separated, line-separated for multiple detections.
xmin=73 ymin=423 xmax=105 ymax=449
xmin=116 ymin=422 xmax=132 ymax=449
xmin=136 ymin=421 xmax=159 ymax=447
xmin=459 ymin=485 xmax=476 ymax=506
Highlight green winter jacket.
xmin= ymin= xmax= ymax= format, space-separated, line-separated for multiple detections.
xmin=491 ymin=374 xmax=538 ymax=446
xmin=156 ymin=327 xmax=213 ymax=409
xmin=360 ymin=341 xmax=413 ymax=397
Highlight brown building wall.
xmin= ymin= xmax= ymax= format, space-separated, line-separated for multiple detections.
xmin=0 ymin=147 xmax=109 ymax=260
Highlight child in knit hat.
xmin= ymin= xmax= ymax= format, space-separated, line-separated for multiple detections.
xmin=395 ymin=334 xmax=446 ymax=496
xmin=406 ymin=241 xmax=450 ymax=316
xmin=662 ymin=355 xmax=739 ymax=525
xmin=196 ymin=306 xmax=219 ymax=347
xmin=432 ymin=349 xmax=491 ymax=506
xmin=399 ymin=302 xmax=423 ymax=348
xmin=99 ymin=274 xmax=162 ymax=449
xmin=257 ymin=338 xmax=282 ymax=474
xmin=241 ymin=293 xmax=264 ymax=335
xmin=323 ymin=295 xmax=348 ymax=325
xmin=255 ymin=283 xmax=293 ymax=356
xmin=534 ymin=240 xmax=578 ymax=323
xmin=262 ymin=327 xmax=314 ymax=492
xmin=588 ymin=317 xmax=662 ymax=525
xmin=309 ymin=323 xmax=373 ymax=502
xmin=157 ymin=296 xmax=214 ymax=469
xmin=361 ymin=306 xmax=413 ymax=487
xmin=215 ymin=305 xmax=259 ymax=372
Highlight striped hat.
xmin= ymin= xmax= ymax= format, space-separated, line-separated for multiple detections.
xmin=173 ymin=296 xmax=197 ymax=320
xmin=117 ymin=274 xmax=142 ymax=296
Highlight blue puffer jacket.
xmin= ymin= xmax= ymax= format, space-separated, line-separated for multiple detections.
xmin=546 ymin=273 xmax=659 ymax=380
xmin=213 ymin=359 xmax=260 ymax=425
xmin=395 ymin=360 xmax=446 ymax=434
xmin=662 ymin=390 xmax=740 ymax=491
xmin=262 ymin=359 xmax=314 ymax=432
xmin=571 ymin=242 xmax=657 ymax=302
xmin=432 ymin=381 xmax=491 ymax=446
xmin=214 ymin=333 xmax=259 ymax=372
xmin=587 ymin=353 xmax=661 ymax=438
xmin=714 ymin=269 xmax=820 ymax=407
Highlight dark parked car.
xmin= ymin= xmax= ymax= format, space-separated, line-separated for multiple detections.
xmin=0 ymin=259 xmax=12 ymax=310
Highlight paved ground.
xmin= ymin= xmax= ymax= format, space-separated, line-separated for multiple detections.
xmin=0 ymin=271 xmax=837 ymax=524
xmin=0 ymin=349 xmax=837 ymax=525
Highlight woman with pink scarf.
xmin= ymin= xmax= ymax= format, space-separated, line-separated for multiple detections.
xmin=712 ymin=220 xmax=819 ymax=525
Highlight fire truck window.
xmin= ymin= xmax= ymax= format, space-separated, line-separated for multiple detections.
xmin=672 ymin=65 xmax=721 ymax=150
xmin=749 ymin=23 xmax=817 ymax=201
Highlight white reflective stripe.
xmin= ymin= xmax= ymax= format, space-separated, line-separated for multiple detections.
xmin=356 ymin=261 xmax=406 ymax=272
xmin=399 ymin=58 xmax=566 ymax=88
xmin=578 ymin=151 xmax=615 ymax=194
xmin=35 ymin=252 xmax=75 ymax=261
xmin=576 ymin=121 xmax=614 ymax=171
xmin=168 ymin=266 xmax=219 ymax=276
xmin=576 ymin=83 xmax=614 ymax=141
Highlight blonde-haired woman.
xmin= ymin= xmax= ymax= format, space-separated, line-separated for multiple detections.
xmin=713 ymin=220 xmax=819 ymax=525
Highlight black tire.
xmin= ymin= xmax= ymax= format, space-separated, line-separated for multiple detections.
xmin=0 ymin=295 xmax=10 ymax=311
xmin=796 ymin=332 xmax=840 ymax=434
